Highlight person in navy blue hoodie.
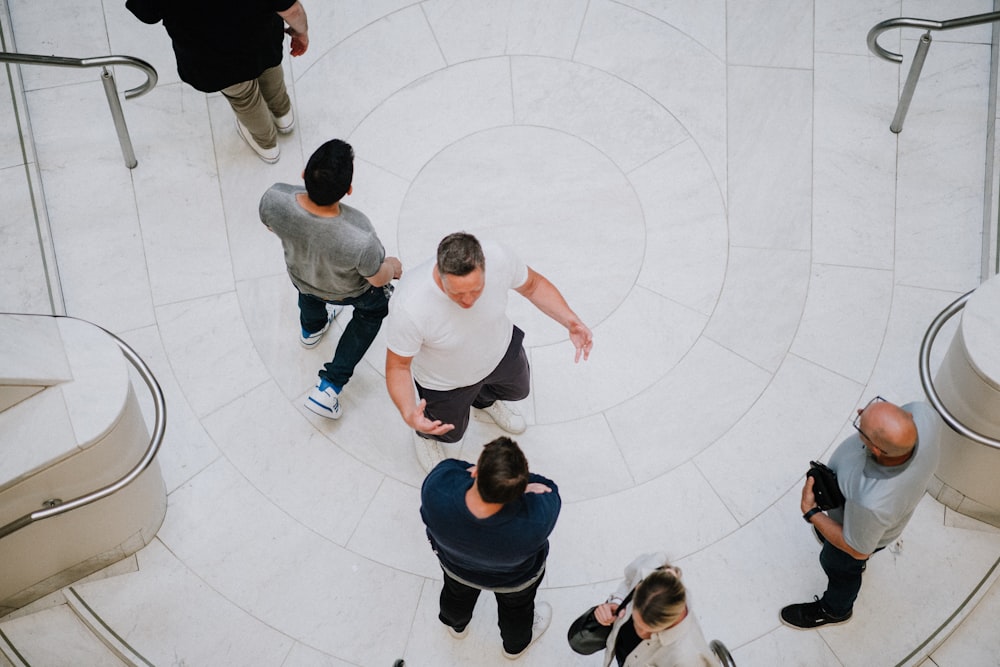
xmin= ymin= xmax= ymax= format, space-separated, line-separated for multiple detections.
xmin=420 ymin=437 xmax=561 ymax=660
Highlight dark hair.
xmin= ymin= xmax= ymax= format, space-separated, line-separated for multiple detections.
xmin=304 ymin=139 xmax=354 ymax=206
xmin=437 ymin=232 xmax=485 ymax=277
xmin=475 ymin=437 xmax=529 ymax=504
xmin=633 ymin=565 xmax=687 ymax=630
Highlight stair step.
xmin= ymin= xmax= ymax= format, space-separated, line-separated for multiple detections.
xmin=0 ymin=603 xmax=127 ymax=667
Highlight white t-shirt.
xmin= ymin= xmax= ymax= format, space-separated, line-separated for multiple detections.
xmin=386 ymin=242 xmax=528 ymax=390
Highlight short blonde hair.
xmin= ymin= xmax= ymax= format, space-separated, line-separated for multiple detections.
xmin=633 ymin=565 xmax=686 ymax=631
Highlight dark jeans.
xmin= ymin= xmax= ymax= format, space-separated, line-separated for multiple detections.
xmin=438 ymin=567 xmax=543 ymax=654
xmin=818 ymin=535 xmax=882 ymax=617
xmin=298 ymin=286 xmax=389 ymax=388
xmin=416 ymin=326 xmax=530 ymax=443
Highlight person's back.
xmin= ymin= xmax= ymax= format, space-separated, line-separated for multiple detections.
xmin=127 ymin=0 xmax=286 ymax=92
xmin=419 ymin=437 xmax=560 ymax=659
xmin=260 ymin=185 xmax=382 ymax=301
xmin=127 ymin=0 xmax=310 ymax=162
xmin=420 ymin=458 xmax=560 ymax=588
xmin=259 ymin=139 xmax=401 ymax=419
xmin=828 ymin=400 xmax=941 ymax=553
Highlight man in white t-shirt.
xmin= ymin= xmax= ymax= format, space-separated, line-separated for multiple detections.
xmin=781 ymin=397 xmax=941 ymax=629
xmin=385 ymin=232 xmax=593 ymax=471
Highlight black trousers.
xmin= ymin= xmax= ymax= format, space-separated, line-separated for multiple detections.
xmin=416 ymin=326 xmax=530 ymax=443
xmin=438 ymin=567 xmax=543 ymax=653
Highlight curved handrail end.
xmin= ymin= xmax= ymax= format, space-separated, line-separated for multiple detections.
xmin=919 ymin=290 xmax=1000 ymax=449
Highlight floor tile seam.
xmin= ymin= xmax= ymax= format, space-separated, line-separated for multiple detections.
xmin=162 ymin=450 xmax=224 ymax=497
xmin=289 ymin=2 xmax=427 ymax=84
xmin=699 ymin=333 xmax=779 ymax=376
xmin=338 ymin=50 xmax=712 ymax=174
xmin=2 ymin=19 xmax=64 ymax=316
xmin=600 ymin=410 xmax=638 ymax=488
xmin=605 ymin=0 xmax=727 ymax=66
xmin=623 ymin=135 xmax=696 ymax=178
xmin=200 ymin=88 xmax=247 ymax=313
xmin=132 ymin=535 xmax=348 ymax=664
xmin=195 ymin=411 xmax=412 ymax=557
xmin=341 ymin=474 xmax=389 ymax=553
xmin=161 ymin=457 xmax=433 ymax=586
xmin=726 ymin=61 xmax=815 ymax=73
xmin=396 ymin=577 xmax=432 ymax=664
xmin=893 ymin=554 xmax=1000 ymax=666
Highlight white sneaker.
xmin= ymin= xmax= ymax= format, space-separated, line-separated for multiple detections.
xmin=305 ymin=379 xmax=342 ymax=419
xmin=299 ymin=305 xmax=341 ymax=348
xmin=502 ymin=601 xmax=551 ymax=659
xmin=446 ymin=624 xmax=469 ymax=640
xmin=413 ymin=431 xmax=446 ymax=473
xmin=480 ymin=401 xmax=526 ymax=434
xmin=235 ymin=120 xmax=279 ymax=163
xmin=275 ymin=109 xmax=295 ymax=134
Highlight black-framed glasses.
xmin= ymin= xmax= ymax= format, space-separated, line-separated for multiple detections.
xmin=852 ymin=395 xmax=886 ymax=443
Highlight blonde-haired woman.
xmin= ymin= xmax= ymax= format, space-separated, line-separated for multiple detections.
xmin=592 ymin=553 xmax=717 ymax=667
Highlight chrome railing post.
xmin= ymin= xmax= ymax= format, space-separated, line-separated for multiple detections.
xmin=868 ymin=11 xmax=1000 ymax=133
xmin=0 ymin=52 xmax=156 ymax=169
xmin=891 ymin=32 xmax=932 ymax=134
xmin=100 ymin=66 xmax=138 ymax=168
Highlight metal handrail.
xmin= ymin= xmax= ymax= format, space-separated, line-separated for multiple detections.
xmin=918 ymin=290 xmax=1000 ymax=449
xmin=0 ymin=316 xmax=167 ymax=540
xmin=0 ymin=52 xmax=157 ymax=167
xmin=710 ymin=639 xmax=736 ymax=666
xmin=867 ymin=11 xmax=1000 ymax=133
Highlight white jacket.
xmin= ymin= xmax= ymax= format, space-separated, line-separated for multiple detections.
xmin=602 ymin=553 xmax=718 ymax=667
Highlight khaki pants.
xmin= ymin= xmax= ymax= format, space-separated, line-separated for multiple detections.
xmin=220 ymin=64 xmax=291 ymax=149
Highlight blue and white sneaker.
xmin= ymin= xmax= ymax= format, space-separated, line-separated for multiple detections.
xmin=305 ymin=378 xmax=342 ymax=419
xmin=299 ymin=305 xmax=342 ymax=348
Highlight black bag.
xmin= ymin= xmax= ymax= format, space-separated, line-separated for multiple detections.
xmin=567 ymin=589 xmax=634 ymax=655
xmin=807 ymin=460 xmax=845 ymax=510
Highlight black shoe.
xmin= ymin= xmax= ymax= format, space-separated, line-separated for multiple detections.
xmin=780 ymin=596 xmax=852 ymax=629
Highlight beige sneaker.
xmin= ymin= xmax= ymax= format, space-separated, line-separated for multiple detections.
xmin=235 ymin=120 xmax=279 ymax=163
xmin=413 ymin=431 xmax=446 ymax=473
xmin=480 ymin=401 xmax=526 ymax=434
xmin=502 ymin=601 xmax=551 ymax=659
xmin=274 ymin=109 xmax=295 ymax=134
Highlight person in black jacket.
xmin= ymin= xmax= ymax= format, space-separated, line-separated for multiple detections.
xmin=126 ymin=0 xmax=309 ymax=163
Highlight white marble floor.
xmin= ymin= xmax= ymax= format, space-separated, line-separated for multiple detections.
xmin=4 ymin=1 xmax=1000 ymax=666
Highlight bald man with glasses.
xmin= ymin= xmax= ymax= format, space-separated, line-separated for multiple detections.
xmin=781 ymin=397 xmax=942 ymax=629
